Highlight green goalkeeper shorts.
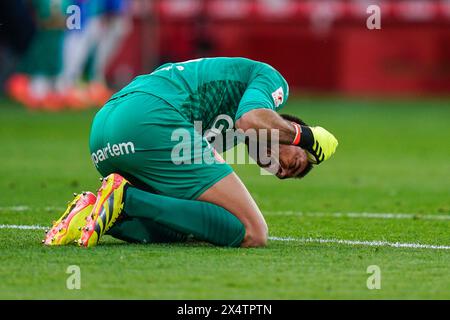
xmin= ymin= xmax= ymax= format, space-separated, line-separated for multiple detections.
xmin=89 ymin=92 xmax=233 ymax=199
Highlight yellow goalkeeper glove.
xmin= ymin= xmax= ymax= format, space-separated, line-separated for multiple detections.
xmin=299 ymin=125 xmax=338 ymax=164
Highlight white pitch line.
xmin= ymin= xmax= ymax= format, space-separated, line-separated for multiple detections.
xmin=269 ymin=236 xmax=450 ymax=250
xmin=0 ymin=206 xmax=31 ymax=212
xmin=0 ymin=206 xmax=65 ymax=213
xmin=0 ymin=224 xmax=47 ymax=230
xmin=0 ymin=224 xmax=448 ymax=250
xmin=266 ymin=211 xmax=450 ymax=221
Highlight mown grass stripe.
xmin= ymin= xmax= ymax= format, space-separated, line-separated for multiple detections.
xmin=2 ymin=206 xmax=449 ymax=220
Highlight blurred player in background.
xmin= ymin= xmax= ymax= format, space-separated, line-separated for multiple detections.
xmin=6 ymin=0 xmax=69 ymax=110
xmin=56 ymin=0 xmax=130 ymax=109
xmin=0 ymin=1 xmax=36 ymax=91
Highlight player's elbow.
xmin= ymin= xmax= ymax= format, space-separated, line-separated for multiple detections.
xmin=236 ymin=111 xmax=258 ymax=132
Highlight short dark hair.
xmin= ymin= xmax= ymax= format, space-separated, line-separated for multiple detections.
xmin=280 ymin=114 xmax=314 ymax=179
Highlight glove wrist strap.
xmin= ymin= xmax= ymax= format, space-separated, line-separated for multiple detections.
xmin=298 ymin=125 xmax=314 ymax=151
xmin=291 ymin=122 xmax=301 ymax=146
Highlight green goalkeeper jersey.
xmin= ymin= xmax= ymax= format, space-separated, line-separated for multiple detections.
xmin=92 ymin=58 xmax=289 ymax=199
xmin=110 ymin=57 xmax=289 ymax=133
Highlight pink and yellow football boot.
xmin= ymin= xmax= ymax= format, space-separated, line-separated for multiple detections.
xmin=78 ymin=174 xmax=129 ymax=247
xmin=43 ymin=192 xmax=97 ymax=246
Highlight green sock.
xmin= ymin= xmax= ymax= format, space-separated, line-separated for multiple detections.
xmin=107 ymin=216 xmax=188 ymax=244
xmin=123 ymin=186 xmax=246 ymax=247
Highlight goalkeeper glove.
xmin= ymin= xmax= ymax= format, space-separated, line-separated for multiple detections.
xmin=294 ymin=125 xmax=338 ymax=164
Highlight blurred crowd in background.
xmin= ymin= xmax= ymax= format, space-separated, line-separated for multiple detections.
xmin=0 ymin=0 xmax=449 ymax=111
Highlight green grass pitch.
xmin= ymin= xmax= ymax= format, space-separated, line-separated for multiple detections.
xmin=0 ymin=96 xmax=449 ymax=299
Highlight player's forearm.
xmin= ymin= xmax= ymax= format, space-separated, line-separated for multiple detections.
xmin=236 ymin=108 xmax=338 ymax=165
xmin=236 ymin=109 xmax=296 ymax=145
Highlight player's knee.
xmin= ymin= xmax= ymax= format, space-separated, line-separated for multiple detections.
xmin=243 ymin=232 xmax=268 ymax=248
xmin=242 ymin=225 xmax=268 ymax=248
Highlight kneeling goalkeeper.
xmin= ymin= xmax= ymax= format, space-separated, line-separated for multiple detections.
xmin=43 ymin=57 xmax=338 ymax=248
